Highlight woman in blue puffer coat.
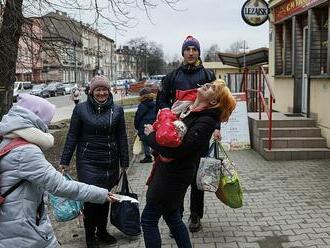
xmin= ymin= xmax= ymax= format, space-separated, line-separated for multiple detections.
xmin=59 ymin=76 xmax=129 ymax=248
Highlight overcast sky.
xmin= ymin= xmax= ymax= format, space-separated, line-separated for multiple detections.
xmin=73 ymin=0 xmax=269 ymax=61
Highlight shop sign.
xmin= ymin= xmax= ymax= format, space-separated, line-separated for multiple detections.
xmin=241 ymin=0 xmax=269 ymax=26
xmin=274 ymin=0 xmax=326 ymax=23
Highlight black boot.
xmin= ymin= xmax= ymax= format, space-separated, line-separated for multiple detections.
xmin=84 ymin=215 xmax=99 ymax=248
xmin=140 ymin=156 xmax=152 ymax=163
xmin=86 ymin=237 xmax=100 ymax=248
xmin=96 ymin=230 xmax=117 ymax=245
xmin=188 ymin=213 xmax=202 ymax=232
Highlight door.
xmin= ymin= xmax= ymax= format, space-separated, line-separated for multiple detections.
xmin=301 ymin=26 xmax=308 ymax=114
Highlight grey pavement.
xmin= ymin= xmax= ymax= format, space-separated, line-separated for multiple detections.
xmin=53 ymin=150 xmax=330 ymax=248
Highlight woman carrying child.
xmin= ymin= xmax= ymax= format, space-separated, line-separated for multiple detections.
xmin=141 ymin=79 xmax=236 ymax=248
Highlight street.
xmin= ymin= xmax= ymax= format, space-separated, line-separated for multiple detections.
xmin=48 ymin=91 xmax=137 ymax=123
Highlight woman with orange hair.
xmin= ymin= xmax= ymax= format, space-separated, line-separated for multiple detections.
xmin=141 ymin=80 xmax=236 ymax=248
xmin=152 ymin=79 xmax=236 ymax=151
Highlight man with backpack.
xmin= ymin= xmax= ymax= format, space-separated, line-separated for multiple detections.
xmin=156 ymin=35 xmax=221 ymax=233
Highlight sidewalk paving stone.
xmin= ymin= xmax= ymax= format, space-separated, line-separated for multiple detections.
xmin=54 ymin=149 xmax=330 ymax=248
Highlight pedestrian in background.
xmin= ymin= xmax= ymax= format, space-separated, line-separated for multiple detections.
xmin=71 ymin=88 xmax=81 ymax=105
xmin=157 ymin=35 xmax=221 ymax=232
xmin=142 ymin=80 xmax=236 ymax=248
xmin=124 ymin=80 xmax=130 ymax=96
xmin=85 ymin=84 xmax=90 ymax=95
xmin=134 ymin=87 xmax=157 ymax=163
xmin=0 ymin=94 xmax=117 ymax=248
xmin=59 ymin=76 xmax=129 ymax=248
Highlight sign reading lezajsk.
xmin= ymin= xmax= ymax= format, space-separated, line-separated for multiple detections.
xmin=221 ymin=93 xmax=251 ymax=151
xmin=241 ymin=0 xmax=269 ymax=26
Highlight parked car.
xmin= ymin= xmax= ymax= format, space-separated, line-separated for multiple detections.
xmin=30 ymin=84 xmax=46 ymax=96
xmin=41 ymin=82 xmax=66 ymax=97
xmin=149 ymin=75 xmax=166 ymax=82
xmin=113 ymin=78 xmax=136 ymax=89
xmin=13 ymin=81 xmax=33 ymax=102
xmin=63 ymin=83 xmax=76 ymax=94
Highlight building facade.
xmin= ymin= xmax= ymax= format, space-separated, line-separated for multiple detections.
xmin=16 ymin=18 xmax=43 ymax=82
xmin=269 ymin=0 xmax=330 ymax=146
xmin=40 ymin=11 xmax=115 ymax=85
xmin=204 ymin=61 xmax=241 ymax=80
xmin=115 ymin=46 xmax=137 ymax=80
xmin=81 ymin=26 xmax=115 ymax=84
xmin=41 ymin=11 xmax=84 ymax=84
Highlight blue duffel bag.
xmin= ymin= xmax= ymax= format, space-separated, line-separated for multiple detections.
xmin=48 ymin=173 xmax=83 ymax=222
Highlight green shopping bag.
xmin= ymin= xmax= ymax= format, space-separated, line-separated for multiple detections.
xmin=215 ymin=141 xmax=243 ymax=208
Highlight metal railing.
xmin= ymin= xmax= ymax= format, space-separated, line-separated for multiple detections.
xmin=241 ymin=66 xmax=276 ymax=150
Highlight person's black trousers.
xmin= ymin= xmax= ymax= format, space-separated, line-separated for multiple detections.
xmin=180 ymin=160 xmax=204 ymax=219
xmin=189 ymin=168 xmax=204 ymax=218
xmin=83 ymin=202 xmax=110 ymax=241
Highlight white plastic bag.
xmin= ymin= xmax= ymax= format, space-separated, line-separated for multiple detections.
xmin=196 ymin=157 xmax=222 ymax=192
xmin=133 ymin=136 xmax=143 ymax=155
xmin=196 ymin=141 xmax=222 ymax=192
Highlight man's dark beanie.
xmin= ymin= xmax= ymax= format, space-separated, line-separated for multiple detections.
xmin=181 ymin=35 xmax=201 ymax=56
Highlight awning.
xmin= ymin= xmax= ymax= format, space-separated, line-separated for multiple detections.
xmin=218 ymin=47 xmax=268 ymax=68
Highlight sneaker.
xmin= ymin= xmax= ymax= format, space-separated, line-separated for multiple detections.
xmin=188 ymin=214 xmax=201 ymax=232
xmin=96 ymin=231 xmax=117 ymax=245
xmin=140 ymin=157 xmax=152 ymax=163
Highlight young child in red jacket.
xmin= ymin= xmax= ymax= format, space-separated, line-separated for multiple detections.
xmin=153 ymin=88 xmax=197 ymax=148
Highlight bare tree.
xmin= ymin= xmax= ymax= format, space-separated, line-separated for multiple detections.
xmin=225 ymin=40 xmax=246 ymax=54
xmin=165 ymin=56 xmax=181 ymax=74
xmin=0 ymin=0 xmax=181 ymax=119
xmin=144 ymin=41 xmax=165 ymax=76
xmin=204 ymin=44 xmax=221 ymax=62
xmin=127 ymin=37 xmax=165 ymax=79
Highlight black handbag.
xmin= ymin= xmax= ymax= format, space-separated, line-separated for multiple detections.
xmin=110 ymin=171 xmax=141 ymax=236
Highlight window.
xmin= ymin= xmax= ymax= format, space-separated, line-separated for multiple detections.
xmin=275 ymin=19 xmax=292 ymax=75
xmin=310 ymin=7 xmax=328 ymax=75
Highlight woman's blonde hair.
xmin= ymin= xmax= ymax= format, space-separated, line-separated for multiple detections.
xmin=212 ymin=79 xmax=236 ymax=122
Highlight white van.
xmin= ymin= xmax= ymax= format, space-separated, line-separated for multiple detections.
xmin=13 ymin=81 xmax=32 ymax=101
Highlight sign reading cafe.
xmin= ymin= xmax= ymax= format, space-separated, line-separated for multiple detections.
xmin=241 ymin=0 xmax=269 ymax=26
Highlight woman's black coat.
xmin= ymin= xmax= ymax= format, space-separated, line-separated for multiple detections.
xmin=60 ymin=95 xmax=129 ymax=189
xmin=134 ymin=99 xmax=156 ymax=139
xmin=145 ymin=108 xmax=219 ymax=213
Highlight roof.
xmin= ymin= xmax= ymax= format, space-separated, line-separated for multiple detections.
xmin=41 ymin=11 xmax=114 ymax=45
xmin=218 ymin=47 xmax=269 ymax=68
xmin=42 ymin=12 xmax=82 ymax=46
xmin=203 ymin=62 xmax=238 ymax=70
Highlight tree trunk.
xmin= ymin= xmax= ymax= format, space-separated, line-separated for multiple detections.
xmin=0 ymin=0 xmax=24 ymax=120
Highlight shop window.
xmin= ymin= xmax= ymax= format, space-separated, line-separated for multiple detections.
xmin=275 ymin=20 xmax=293 ymax=75
xmin=284 ymin=20 xmax=293 ymax=74
xmin=275 ymin=24 xmax=283 ymax=75
xmin=310 ymin=7 xmax=328 ymax=75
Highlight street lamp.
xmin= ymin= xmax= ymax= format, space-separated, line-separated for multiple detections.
xmin=240 ymin=40 xmax=249 ymax=68
xmin=71 ymin=39 xmax=77 ymax=84
xmin=97 ymin=31 xmax=100 ymax=75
